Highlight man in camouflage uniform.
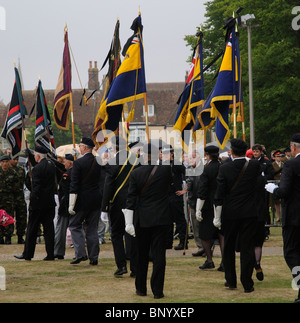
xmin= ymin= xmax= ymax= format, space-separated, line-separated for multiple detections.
xmin=9 ymin=156 xmax=28 ymax=244
xmin=0 ymin=155 xmax=18 ymax=244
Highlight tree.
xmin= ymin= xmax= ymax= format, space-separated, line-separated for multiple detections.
xmin=26 ymin=104 xmax=82 ymax=148
xmin=185 ymin=0 xmax=300 ymax=152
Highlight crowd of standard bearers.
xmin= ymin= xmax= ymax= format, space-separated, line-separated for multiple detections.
xmin=1 ymin=133 xmax=300 ymax=302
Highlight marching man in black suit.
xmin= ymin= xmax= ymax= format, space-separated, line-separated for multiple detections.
xmin=68 ymin=137 xmax=102 ymax=265
xmin=14 ymin=146 xmax=56 ymax=261
xmin=124 ymin=143 xmax=172 ymax=299
xmin=101 ymin=136 xmax=139 ymax=277
xmin=265 ymin=133 xmax=300 ymax=303
xmin=214 ymin=139 xmax=261 ymax=293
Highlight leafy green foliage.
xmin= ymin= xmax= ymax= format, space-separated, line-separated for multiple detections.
xmin=26 ymin=104 xmax=82 ymax=148
xmin=185 ymin=0 xmax=300 ymax=152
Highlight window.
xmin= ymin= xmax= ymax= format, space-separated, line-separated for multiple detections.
xmin=143 ymin=104 xmax=155 ymax=117
xmin=129 ymin=125 xmax=146 ymax=143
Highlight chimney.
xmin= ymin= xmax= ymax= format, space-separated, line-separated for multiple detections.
xmin=88 ymin=61 xmax=100 ymax=92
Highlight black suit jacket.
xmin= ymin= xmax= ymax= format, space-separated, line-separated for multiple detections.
xmin=101 ymin=150 xmax=139 ymax=211
xmin=274 ymin=155 xmax=300 ymax=227
xmin=214 ymin=158 xmax=261 ymax=220
xmin=70 ymin=153 xmax=102 ymax=212
xmin=30 ymin=158 xmax=56 ymax=210
xmin=198 ymin=159 xmax=220 ymax=212
xmin=126 ymin=164 xmax=173 ymax=228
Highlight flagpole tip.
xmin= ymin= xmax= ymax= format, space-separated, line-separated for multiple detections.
xmin=13 ymin=60 xmax=16 ymax=68
xmin=138 ymin=6 xmax=141 ymax=15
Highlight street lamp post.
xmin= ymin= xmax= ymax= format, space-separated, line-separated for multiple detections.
xmin=241 ymin=14 xmax=257 ymax=147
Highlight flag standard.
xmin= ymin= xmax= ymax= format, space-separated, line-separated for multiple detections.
xmin=174 ymin=32 xmax=205 ymax=151
xmin=97 ymin=13 xmax=146 ymax=146
xmin=210 ymin=22 xmax=236 ymax=149
xmin=35 ymin=80 xmax=56 ymax=156
xmin=53 ymin=27 xmax=72 ymax=131
xmin=93 ymin=19 xmax=122 ymax=146
xmin=1 ymin=67 xmax=28 ymax=158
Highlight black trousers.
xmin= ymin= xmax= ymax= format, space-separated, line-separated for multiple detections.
xmin=222 ymin=217 xmax=256 ymax=290
xmin=169 ymin=195 xmax=187 ymax=244
xmin=110 ymin=204 xmax=136 ymax=272
xmin=135 ymin=224 xmax=169 ymax=297
xmin=283 ymin=225 xmax=300 ymax=298
xmin=23 ymin=207 xmax=55 ymax=259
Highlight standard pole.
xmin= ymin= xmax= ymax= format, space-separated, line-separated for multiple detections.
xmin=247 ymin=23 xmax=255 ymax=147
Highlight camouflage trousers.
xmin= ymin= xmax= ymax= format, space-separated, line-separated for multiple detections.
xmin=14 ymin=193 xmax=28 ymax=237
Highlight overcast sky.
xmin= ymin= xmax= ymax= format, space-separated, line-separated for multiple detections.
xmin=0 ymin=0 xmax=206 ymax=105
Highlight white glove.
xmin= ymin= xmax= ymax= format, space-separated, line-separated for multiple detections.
xmin=122 ymin=209 xmax=135 ymax=237
xmin=196 ymin=199 xmax=205 ymax=222
xmin=68 ymin=194 xmax=77 ymax=216
xmin=213 ymin=205 xmax=222 ymax=230
xmin=72 ymin=148 xmax=81 ymax=158
xmin=101 ymin=212 xmax=109 ymax=224
xmin=265 ymin=183 xmax=278 ymax=194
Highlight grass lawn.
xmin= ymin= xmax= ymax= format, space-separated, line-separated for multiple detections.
xmin=0 ymin=227 xmax=297 ymax=303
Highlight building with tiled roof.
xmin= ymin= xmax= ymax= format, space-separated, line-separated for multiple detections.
xmin=1 ymin=61 xmax=204 ymax=150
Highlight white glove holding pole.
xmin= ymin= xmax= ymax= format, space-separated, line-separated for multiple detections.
xmin=265 ymin=183 xmax=278 ymax=194
xmin=101 ymin=212 xmax=109 ymax=224
xmin=196 ymin=199 xmax=205 ymax=222
xmin=213 ymin=205 xmax=222 ymax=230
xmin=122 ymin=209 xmax=135 ymax=237
xmin=68 ymin=194 xmax=77 ymax=216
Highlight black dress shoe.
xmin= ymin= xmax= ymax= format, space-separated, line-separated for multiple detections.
xmin=89 ymin=259 xmax=98 ymax=266
xmin=154 ymin=293 xmax=164 ymax=299
xmin=192 ymin=250 xmax=205 ymax=257
xmin=43 ymin=256 xmax=55 ymax=261
xmin=114 ymin=266 xmax=128 ymax=277
xmin=255 ymin=263 xmax=264 ymax=281
xmin=199 ymin=260 xmax=215 ymax=270
xmin=14 ymin=254 xmax=31 ymax=261
xmin=174 ymin=243 xmax=188 ymax=250
xmin=70 ymin=256 xmax=88 ymax=264
xmin=136 ymin=290 xmax=147 ymax=296
xmin=54 ymin=255 xmax=64 ymax=260
xmin=244 ymin=287 xmax=255 ymax=293
xmin=224 ymin=281 xmax=237 ymax=289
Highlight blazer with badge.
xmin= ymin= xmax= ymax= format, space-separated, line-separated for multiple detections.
xmin=273 ymin=155 xmax=300 ymax=227
xmin=101 ymin=150 xmax=139 ymax=211
xmin=214 ymin=158 xmax=261 ymax=220
xmin=70 ymin=152 xmax=102 ymax=212
xmin=198 ymin=159 xmax=220 ymax=213
xmin=126 ymin=164 xmax=173 ymax=228
xmin=30 ymin=158 xmax=56 ymax=210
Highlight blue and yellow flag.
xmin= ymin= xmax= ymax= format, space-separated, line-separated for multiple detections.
xmin=193 ymin=86 xmax=215 ymax=136
xmin=96 ymin=14 xmax=146 ymax=146
xmin=174 ymin=32 xmax=205 ymax=151
xmin=210 ymin=25 xmax=236 ymax=149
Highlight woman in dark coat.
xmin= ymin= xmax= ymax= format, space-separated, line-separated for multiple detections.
xmin=196 ymin=146 xmax=224 ymax=270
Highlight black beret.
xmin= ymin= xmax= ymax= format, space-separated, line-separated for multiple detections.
xmin=129 ymin=140 xmax=144 ymax=149
xmin=204 ymin=145 xmax=219 ymax=154
xmin=161 ymin=144 xmax=174 ymax=154
xmin=291 ymin=133 xmax=300 ymax=144
xmin=0 ymin=155 xmax=11 ymax=162
xmin=34 ymin=146 xmax=48 ymax=154
xmin=65 ymin=154 xmax=74 ymax=161
xmin=81 ymin=137 xmax=95 ymax=148
xmin=230 ymin=138 xmax=248 ymax=151
xmin=283 ymin=147 xmax=291 ymax=153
